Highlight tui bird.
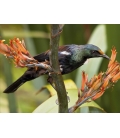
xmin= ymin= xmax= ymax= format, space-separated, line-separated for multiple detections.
xmin=3 ymin=44 xmax=110 ymax=93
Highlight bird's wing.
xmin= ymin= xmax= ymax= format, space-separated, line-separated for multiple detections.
xmin=33 ymin=45 xmax=72 ymax=62
xmin=33 ymin=51 xmax=49 ymax=62
xmin=58 ymin=45 xmax=71 ymax=52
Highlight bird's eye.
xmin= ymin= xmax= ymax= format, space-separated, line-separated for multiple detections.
xmin=92 ymin=50 xmax=95 ymax=53
xmin=92 ymin=50 xmax=100 ymax=54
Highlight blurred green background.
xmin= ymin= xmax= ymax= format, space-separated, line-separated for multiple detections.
xmin=0 ymin=24 xmax=120 ymax=113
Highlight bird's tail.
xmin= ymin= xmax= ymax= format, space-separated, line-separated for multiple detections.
xmin=3 ymin=75 xmax=26 ymax=93
xmin=3 ymin=68 xmax=46 ymax=93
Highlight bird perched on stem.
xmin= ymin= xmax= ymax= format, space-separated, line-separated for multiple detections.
xmin=0 ymin=39 xmax=110 ymax=93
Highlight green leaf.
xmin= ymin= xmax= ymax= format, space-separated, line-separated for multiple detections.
xmin=37 ymin=79 xmax=77 ymax=96
xmin=79 ymin=101 xmax=105 ymax=113
xmin=33 ymin=80 xmax=105 ymax=113
xmin=2 ymin=30 xmax=49 ymax=38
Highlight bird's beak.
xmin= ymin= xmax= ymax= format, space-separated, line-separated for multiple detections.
xmin=99 ymin=50 xmax=110 ymax=60
xmin=102 ymin=54 xmax=110 ymax=60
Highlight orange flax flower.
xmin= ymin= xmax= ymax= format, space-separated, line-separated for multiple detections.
xmin=112 ymin=72 xmax=120 ymax=82
xmin=11 ymin=38 xmax=30 ymax=56
xmin=108 ymin=46 xmax=117 ymax=68
xmin=80 ymin=71 xmax=88 ymax=92
xmin=0 ymin=40 xmax=14 ymax=57
xmin=0 ymin=38 xmax=38 ymax=68
xmin=77 ymin=47 xmax=120 ymax=105
xmin=92 ymin=87 xmax=105 ymax=100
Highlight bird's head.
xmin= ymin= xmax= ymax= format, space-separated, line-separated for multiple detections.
xmin=83 ymin=44 xmax=110 ymax=60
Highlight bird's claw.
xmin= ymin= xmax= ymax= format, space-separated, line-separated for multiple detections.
xmin=59 ymin=65 xmax=63 ymax=72
xmin=48 ymin=65 xmax=63 ymax=76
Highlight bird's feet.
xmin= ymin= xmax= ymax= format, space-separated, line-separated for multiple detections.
xmin=55 ymin=92 xmax=70 ymax=105
xmin=59 ymin=65 xmax=63 ymax=72
xmin=48 ymin=65 xmax=63 ymax=76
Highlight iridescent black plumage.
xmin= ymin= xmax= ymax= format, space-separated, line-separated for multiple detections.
xmin=3 ymin=44 xmax=110 ymax=93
